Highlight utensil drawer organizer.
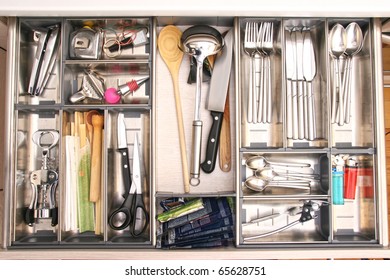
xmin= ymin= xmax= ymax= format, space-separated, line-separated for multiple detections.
xmin=2 ymin=16 xmax=387 ymax=250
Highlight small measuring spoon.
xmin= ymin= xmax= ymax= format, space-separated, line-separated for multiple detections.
xmin=329 ymin=24 xmax=347 ymax=125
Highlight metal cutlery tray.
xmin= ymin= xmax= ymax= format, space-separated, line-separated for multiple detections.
xmin=2 ymin=16 xmax=387 ymax=251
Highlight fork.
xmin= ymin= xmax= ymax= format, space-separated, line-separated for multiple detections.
xmin=261 ymin=22 xmax=274 ymax=124
xmin=244 ymin=21 xmax=259 ymax=123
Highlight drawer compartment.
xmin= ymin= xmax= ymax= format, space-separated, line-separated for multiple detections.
xmin=239 ymin=199 xmax=329 ymax=245
xmin=240 ymin=152 xmax=329 ymax=197
xmin=13 ymin=110 xmax=61 ymax=245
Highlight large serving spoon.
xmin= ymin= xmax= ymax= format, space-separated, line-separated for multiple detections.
xmin=329 ymin=24 xmax=347 ymax=125
xmin=342 ymin=22 xmax=363 ymax=124
xmin=158 ymin=25 xmax=190 ymax=193
xmin=180 ymin=25 xmax=224 ymax=186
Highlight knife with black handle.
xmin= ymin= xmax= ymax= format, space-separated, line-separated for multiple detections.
xmin=200 ymin=29 xmax=233 ymax=173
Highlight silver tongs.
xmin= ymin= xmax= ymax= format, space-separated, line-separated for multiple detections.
xmin=243 ymin=200 xmax=327 ymax=241
xmin=28 ymin=25 xmax=61 ymax=96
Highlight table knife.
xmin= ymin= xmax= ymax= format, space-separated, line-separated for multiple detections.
xmin=200 ymin=28 xmax=233 ymax=173
xmin=303 ymin=30 xmax=317 ymax=141
xmin=285 ymin=30 xmax=295 ymax=139
xmin=295 ymin=30 xmax=305 ymax=140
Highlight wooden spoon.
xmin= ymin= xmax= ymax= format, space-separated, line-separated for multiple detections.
xmin=158 ymin=25 xmax=190 ymax=193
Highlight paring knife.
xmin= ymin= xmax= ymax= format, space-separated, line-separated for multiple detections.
xmin=117 ymin=113 xmax=132 ymax=194
xmin=302 ymin=30 xmax=317 ymax=141
xmin=200 ymin=29 xmax=234 ymax=173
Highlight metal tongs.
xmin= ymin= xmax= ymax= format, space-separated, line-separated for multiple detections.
xmin=25 ymin=130 xmax=60 ymax=227
xmin=28 ymin=25 xmax=61 ymax=96
xmin=243 ymin=200 xmax=327 ymax=241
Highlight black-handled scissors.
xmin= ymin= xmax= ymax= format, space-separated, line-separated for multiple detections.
xmin=108 ymin=114 xmax=149 ymax=236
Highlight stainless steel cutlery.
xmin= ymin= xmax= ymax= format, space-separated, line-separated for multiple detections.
xmin=244 ymin=21 xmax=274 ymax=124
xmin=285 ymin=28 xmax=317 ymax=140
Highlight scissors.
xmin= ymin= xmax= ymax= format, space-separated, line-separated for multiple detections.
xmin=108 ymin=113 xmax=149 ymax=236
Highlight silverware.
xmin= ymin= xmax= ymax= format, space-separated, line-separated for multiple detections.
xmin=303 ymin=30 xmax=317 ymax=140
xmin=342 ymin=23 xmax=363 ymax=124
xmin=260 ymin=22 xmax=274 ymax=124
xmin=244 ymin=22 xmax=259 ymax=123
xmin=285 ymin=30 xmax=296 ymax=139
xmin=329 ymin=24 xmax=347 ymax=125
xmin=295 ymin=29 xmax=305 ymax=140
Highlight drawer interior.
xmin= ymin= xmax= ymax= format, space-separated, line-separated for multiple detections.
xmin=5 ymin=16 xmax=383 ymax=249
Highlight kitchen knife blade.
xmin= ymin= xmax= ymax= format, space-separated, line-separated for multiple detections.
xmin=303 ymin=30 xmax=317 ymax=140
xmin=117 ymin=113 xmax=132 ymax=194
xmin=200 ymin=28 xmax=233 ymax=173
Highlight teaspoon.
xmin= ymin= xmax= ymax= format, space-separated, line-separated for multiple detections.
xmin=244 ymin=176 xmax=311 ymax=192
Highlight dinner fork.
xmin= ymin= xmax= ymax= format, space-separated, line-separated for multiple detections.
xmin=244 ymin=21 xmax=259 ymax=123
xmin=261 ymin=22 xmax=274 ymax=124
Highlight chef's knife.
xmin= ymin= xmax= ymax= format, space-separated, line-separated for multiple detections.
xmin=117 ymin=113 xmax=132 ymax=194
xmin=200 ymin=29 xmax=233 ymax=173
xmin=302 ymin=30 xmax=317 ymax=141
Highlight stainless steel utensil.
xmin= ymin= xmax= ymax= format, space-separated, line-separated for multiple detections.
xmin=180 ymin=25 xmax=224 ymax=186
xmin=285 ymin=30 xmax=296 ymax=139
xmin=245 ymin=155 xmax=311 ymax=170
xmin=244 ymin=22 xmax=259 ymax=123
xmin=69 ymin=70 xmax=105 ymax=103
xmin=329 ymin=24 xmax=347 ymax=125
xmin=303 ymin=30 xmax=317 ymax=140
xmin=244 ymin=176 xmax=311 ymax=192
xmin=343 ymin=22 xmax=363 ymax=124
xmin=201 ymin=29 xmax=233 ymax=174
xmin=28 ymin=24 xmax=61 ymax=96
xmin=295 ymin=29 xmax=305 ymax=139
xmin=261 ymin=22 xmax=274 ymax=123
xmin=255 ymin=167 xmax=319 ymax=181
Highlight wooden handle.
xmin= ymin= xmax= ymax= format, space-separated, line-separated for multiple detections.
xmin=173 ymin=76 xmax=190 ymax=193
xmin=219 ymin=91 xmax=231 ymax=172
xmin=90 ymin=114 xmax=104 ymax=202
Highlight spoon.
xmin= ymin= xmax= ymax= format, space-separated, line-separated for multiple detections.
xmin=329 ymin=24 xmax=347 ymax=125
xmin=245 ymin=155 xmax=311 ymax=171
xmin=244 ymin=176 xmax=311 ymax=192
xmin=342 ymin=22 xmax=363 ymax=124
xmin=180 ymin=25 xmax=224 ymax=186
xmin=158 ymin=25 xmax=190 ymax=193
xmin=255 ymin=167 xmax=319 ymax=181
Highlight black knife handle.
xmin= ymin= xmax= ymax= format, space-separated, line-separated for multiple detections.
xmin=201 ymin=111 xmax=224 ymax=173
xmin=118 ymin=147 xmax=132 ymax=194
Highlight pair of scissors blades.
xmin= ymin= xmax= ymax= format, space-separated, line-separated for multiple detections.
xmin=108 ymin=113 xmax=149 ymax=236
